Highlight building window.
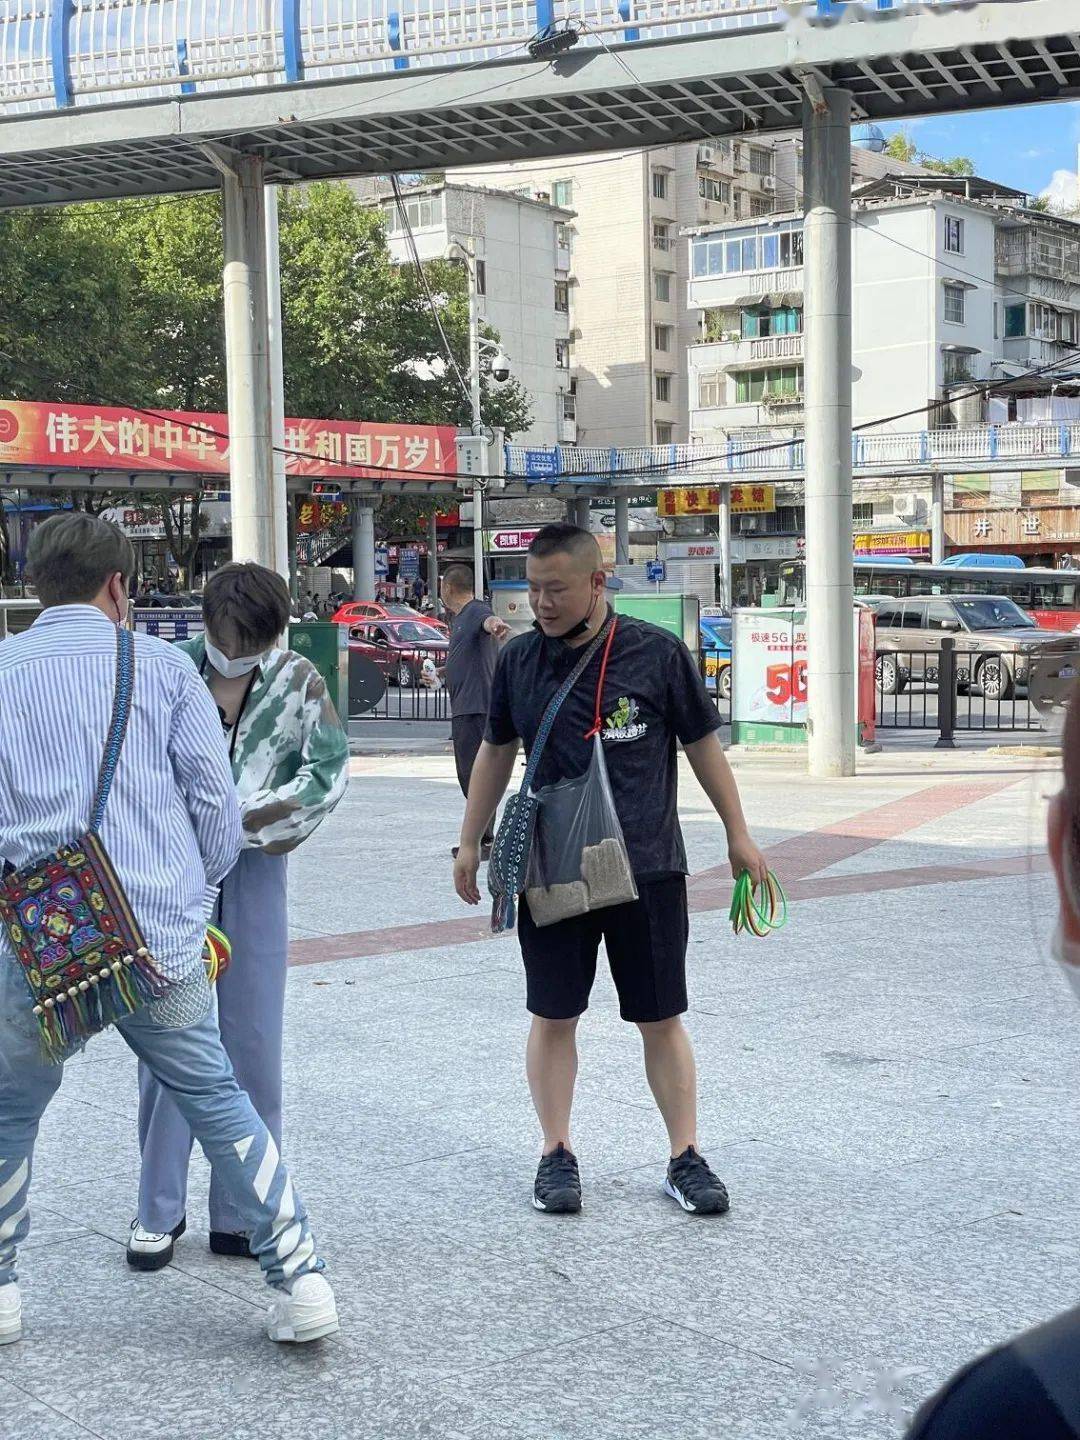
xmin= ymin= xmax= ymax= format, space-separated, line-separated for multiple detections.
xmin=993 ymin=303 xmax=999 ymax=340
xmin=853 ymin=502 xmax=874 ymax=527
xmin=555 ymin=339 xmax=570 ymax=369
xmin=1030 ymin=302 xmax=1059 ymax=339
xmin=655 ymin=373 xmax=672 ymax=403
xmin=942 ymin=350 xmax=974 ymax=385
xmin=655 ymin=422 xmax=674 ymax=444
xmin=734 ymin=366 xmax=803 ymax=403
xmin=943 ymin=283 xmax=966 ymax=325
xmin=1005 ymin=302 xmax=1026 ymax=338
xmin=698 ymin=175 xmax=730 ymax=204
xmin=652 ymin=222 xmax=671 ymax=252
xmin=698 ymin=372 xmax=723 ymax=408
xmin=655 ymin=271 xmax=672 ymax=302
xmin=475 ymin=260 xmax=486 ymax=296
xmin=749 ymin=147 xmax=774 ymax=176
xmin=552 ymin=179 xmax=573 ymax=207
xmin=385 ymin=192 xmax=444 ymax=233
xmin=555 ymin=281 xmax=570 ymax=313
xmin=945 ymin=216 xmax=964 ymax=254
xmin=561 ymin=390 xmax=576 ymax=421
xmin=1063 ymin=311 xmax=1077 ymax=344
xmin=750 ymin=197 xmax=773 ymax=217
xmin=691 ymin=226 xmax=803 ymax=279
xmin=652 ymin=170 xmax=669 ymax=201
xmin=555 ymin=222 xmax=571 ymax=249
xmin=741 ymin=306 xmax=802 ymax=338
xmin=654 ymin=324 xmax=672 ymax=353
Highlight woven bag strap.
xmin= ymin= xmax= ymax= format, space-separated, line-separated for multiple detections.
xmin=88 ymin=627 xmax=135 ymax=836
xmin=521 ymin=615 xmax=614 ymax=793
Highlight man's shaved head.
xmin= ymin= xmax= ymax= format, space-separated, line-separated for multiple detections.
xmin=528 ymin=523 xmax=602 ymax=572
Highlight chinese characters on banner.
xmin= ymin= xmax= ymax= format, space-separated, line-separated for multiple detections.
xmin=0 ymin=401 xmax=457 ymax=482
xmin=657 ymin=484 xmax=775 ymax=518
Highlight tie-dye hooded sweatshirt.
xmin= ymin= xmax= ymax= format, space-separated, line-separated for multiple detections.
xmin=178 ymin=636 xmax=348 ymax=855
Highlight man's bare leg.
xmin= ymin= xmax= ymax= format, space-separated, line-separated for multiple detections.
xmin=526 ymin=1015 xmax=580 ymax=1153
xmin=637 ymin=1017 xmax=698 ymax=1156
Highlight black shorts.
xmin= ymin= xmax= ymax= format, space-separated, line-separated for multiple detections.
xmin=518 ymin=875 xmax=689 ymax=1024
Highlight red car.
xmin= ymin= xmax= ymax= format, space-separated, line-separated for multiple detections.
xmin=348 ymin=619 xmax=449 ymax=688
xmin=332 ymin=600 xmax=448 ymax=636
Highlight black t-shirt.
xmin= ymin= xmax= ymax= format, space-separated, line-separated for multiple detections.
xmin=485 ymin=611 xmax=721 ymax=878
xmin=906 ymin=1307 xmax=1080 ymax=1440
xmin=446 ymin=599 xmax=499 ymax=716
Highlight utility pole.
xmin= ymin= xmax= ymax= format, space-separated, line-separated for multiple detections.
xmin=467 ymin=258 xmax=486 ymax=602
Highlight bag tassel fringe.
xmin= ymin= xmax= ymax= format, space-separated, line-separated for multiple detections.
xmin=491 ymin=891 xmax=516 ymax=935
xmin=34 ymin=950 xmax=172 ymax=1063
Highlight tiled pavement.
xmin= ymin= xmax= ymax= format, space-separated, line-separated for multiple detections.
xmin=2 ymin=745 xmax=1075 ymax=1440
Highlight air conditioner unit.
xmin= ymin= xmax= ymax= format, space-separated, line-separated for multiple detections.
xmin=894 ymin=497 xmax=928 ymax=525
xmin=762 ymin=176 xmax=776 ymax=193
xmin=697 ymin=144 xmax=716 ymax=167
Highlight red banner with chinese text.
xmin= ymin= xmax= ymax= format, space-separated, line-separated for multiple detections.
xmin=0 ymin=401 xmax=457 ymax=481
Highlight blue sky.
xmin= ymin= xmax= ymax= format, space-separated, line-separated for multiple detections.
xmin=879 ymin=100 xmax=1080 ymax=200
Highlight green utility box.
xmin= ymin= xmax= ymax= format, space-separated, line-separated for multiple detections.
xmin=613 ymin=593 xmax=701 ymax=659
xmin=288 ymin=621 xmax=348 ymax=722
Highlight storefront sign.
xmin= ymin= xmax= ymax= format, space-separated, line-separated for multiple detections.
xmin=657 ymin=484 xmax=775 ymax=517
xmin=947 ymin=506 xmax=1080 ymax=548
xmin=731 ymin=537 xmax=800 ymax=562
xmin=296 ymin=499 xmax=350 ymax=532
xmin=0 ymin=400 xmax=456 ymax=481
xmin=660 ymin=539 xmax=722 ymax=561
xmin=488 ymin=528 xmax=541 ymax=553
xmin=854 ymin=530 xmax=930 ymax=556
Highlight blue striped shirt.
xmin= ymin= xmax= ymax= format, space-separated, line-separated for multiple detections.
xmin=0 ymin=605 xmax=241 ymax=980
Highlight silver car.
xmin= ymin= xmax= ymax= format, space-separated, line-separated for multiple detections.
xmin=873 ymin=594 xmax=1079 ymax=700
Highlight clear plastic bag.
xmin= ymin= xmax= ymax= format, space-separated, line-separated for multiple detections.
xmin=524 ymin=734 xmax=638 ymax=928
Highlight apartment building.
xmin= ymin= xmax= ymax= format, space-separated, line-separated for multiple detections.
xmin=364 ymin=182 xmax=575 ymax=449
xmin=453 ymin=136 xmax=931 ymax=448
xmin=687 ymin=172 xmax=1080 ymax=443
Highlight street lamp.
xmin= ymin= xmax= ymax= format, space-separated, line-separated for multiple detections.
xmin=445 ymin=239 xmax=513 ymax=600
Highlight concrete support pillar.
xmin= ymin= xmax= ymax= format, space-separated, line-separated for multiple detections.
xmin=718 ymin=482 xmax=732 ymax=610
xmin=428 ymin=509 xmax=439 ymax=602
xmin=614 ymin=494 xmax=631 ymax=566
xmin=567 ymin=496 xmax=590 ymax=529
xmin=803 ymin=87 xmax=855 ymax=779
xmin=352 ymin=498 xmax=376 ymax=601
xmin=264 ymin=186 xmax=290 ymax=580
xmin=221 ymin=155 xmax=275 ymax=568
xmin=930 ymin=474 xmax=945 ymax=564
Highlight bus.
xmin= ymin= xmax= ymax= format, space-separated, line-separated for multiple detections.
xmin=777 ymin=559 xmax=1080 ymax=632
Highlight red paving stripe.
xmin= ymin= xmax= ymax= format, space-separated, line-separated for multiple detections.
xmin=687 ymin=775 xmax=1024 ymax=893
xmin=287 ymin=776 xmax=1033 ymax=969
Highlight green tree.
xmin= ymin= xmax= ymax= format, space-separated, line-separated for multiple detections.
xmin=0 ymin=208 xmax=145 ymax=404
xmin=884 ymin=133 xmax=918 ymax=164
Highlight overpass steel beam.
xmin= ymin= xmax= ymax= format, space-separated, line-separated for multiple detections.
xmin=802 ymin=84 xmax=855 ymax=779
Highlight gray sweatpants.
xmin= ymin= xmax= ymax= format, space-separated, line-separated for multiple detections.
xmin=137 ymin=849 xmax=288 ymax=1236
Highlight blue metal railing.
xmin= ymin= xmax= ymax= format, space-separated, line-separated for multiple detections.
xmin=506 ymin=420 xmax=1080 ymax=483
xmin=0 ymin=0 xmax=983 ymax=114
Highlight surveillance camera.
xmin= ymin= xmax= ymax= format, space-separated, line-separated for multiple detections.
xmin=489 ymin=350 xmax=512 ymax=385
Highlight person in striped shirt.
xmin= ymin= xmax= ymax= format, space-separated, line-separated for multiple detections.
xmin=0 ymin=514 xmax=339 ymax=1349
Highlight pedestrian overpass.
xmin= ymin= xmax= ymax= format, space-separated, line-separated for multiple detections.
xmin=2 ymin=0 xmax=1078 ymax=777
xmin=0 ymin=0 xmax=1075 ymax=206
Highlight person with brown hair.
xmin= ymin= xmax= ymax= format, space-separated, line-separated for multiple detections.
xmin=904 ymin=691 xmax=1080 ymax=1438
xmin=131 ymin=562 xmax=347 ymax=1277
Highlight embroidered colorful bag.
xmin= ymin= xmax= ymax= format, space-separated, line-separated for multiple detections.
xmin=0 ymin=627 xmax=173 ymax=1061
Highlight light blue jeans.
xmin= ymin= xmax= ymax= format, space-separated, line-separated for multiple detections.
xmin=0 ymin=952 xmax=322 ymax=1292
xmin=137 ymin=850 xmax=288 ymax=1235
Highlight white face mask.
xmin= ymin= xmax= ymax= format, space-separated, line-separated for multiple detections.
xmin=205 ymin=637 xmax=266 ymax=680
xmin=1052 ymin=920 xmax=1080 ymax=1005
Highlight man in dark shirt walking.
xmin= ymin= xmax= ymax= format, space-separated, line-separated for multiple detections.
xmin=453 ymin=524 xmax=767 ymax=1217
xmin=441 ymin=564 xmax=510 ymax=860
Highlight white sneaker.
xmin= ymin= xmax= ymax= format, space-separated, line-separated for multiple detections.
xmin=126 ymin=1217 xmax=186 ymax=1272
xmin=266 ymin=1272 xmax=339 ymax=1344
xmin=0 ymin=1283 xmax=21 ymax=1345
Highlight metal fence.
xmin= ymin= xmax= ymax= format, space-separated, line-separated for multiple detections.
xmin=506 ymin=420 xmax=1080 ymax=485
xmin=875 ymin=639 xmax=1049 ymax=740
xmin=349 ymin=645 xmax=450 ymax=721
xmin=0 ymin=0 xmax=992 ymax=114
